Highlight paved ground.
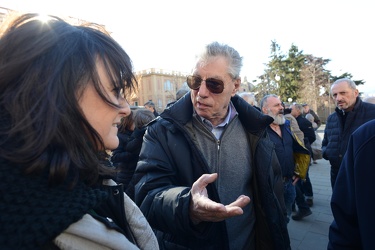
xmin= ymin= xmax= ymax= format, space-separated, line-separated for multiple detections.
xmin=288 ymin=125 xmax=333 ymax=250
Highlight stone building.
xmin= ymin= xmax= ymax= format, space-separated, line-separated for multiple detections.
xmin=134 ymin=68 xmax=189 ymax=112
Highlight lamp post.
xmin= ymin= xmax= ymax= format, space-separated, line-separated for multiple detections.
xmin=275 ymin=75 xmax=280 ymax=96
xmin=264 ymin=78 xmax=269 ymax=95
xmin=275 ymin=75 xmax=280 ymax=82
xmin=327 ymin=75 xmax=331 ymax=114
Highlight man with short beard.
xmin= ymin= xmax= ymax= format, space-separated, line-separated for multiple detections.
xmin=260 ymin=94 xmax=310 ymax=223
xmin=322 ymin=78 xmax=375 ymax=189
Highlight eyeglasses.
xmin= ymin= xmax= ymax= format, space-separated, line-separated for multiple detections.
xmin=186 ymin=75 xmax=225 ymax=94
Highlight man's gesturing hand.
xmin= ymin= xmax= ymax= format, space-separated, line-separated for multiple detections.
xmin=189 ymin=173 xmax=250 ymax=225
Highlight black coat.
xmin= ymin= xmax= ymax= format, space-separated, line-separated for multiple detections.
xmin=295 ymin=115 xmax=316 ymax=145
xmin=322 ymin=98 xmax=375 ymax=169
xmin=112 ymin=128 xmax=146 ymax=199
xmin=121 ymin=127 xmax=147 ymax=200
xmin=134 ymin=94 xmax=290 ymax=250
xmin=295 ymin=115 xmax=316 ymax=157
xmin=111 ymin=130 xmax=133 ymax=165
xmin=328 ymin=119 xmax=375 ymax=249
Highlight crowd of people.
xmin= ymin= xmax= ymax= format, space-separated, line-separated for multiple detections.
xmin=1 ymin=11 xmax=375 ymax=250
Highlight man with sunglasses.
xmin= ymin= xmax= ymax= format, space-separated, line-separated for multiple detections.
xmin=134 ymin=42 xmax=291 ymax=249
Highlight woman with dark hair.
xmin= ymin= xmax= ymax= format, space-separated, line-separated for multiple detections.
xmin=0 ymin=13 xmax=158 ymax=249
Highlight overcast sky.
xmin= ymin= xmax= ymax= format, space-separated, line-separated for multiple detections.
xmin=2 ymin=0 xmax=374 ymax=96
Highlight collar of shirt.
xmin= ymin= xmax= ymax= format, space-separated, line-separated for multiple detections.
xmin=197 ymin=102 xmax=238 ymax=139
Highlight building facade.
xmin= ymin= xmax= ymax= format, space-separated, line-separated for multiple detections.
xmin=134 ymin=68 xmax=189 ymax=112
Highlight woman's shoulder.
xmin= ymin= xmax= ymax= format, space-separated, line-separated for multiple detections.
xmin=54 ymin=214 xmax=141 ymax=249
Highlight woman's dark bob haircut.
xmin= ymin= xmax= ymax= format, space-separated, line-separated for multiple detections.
xmin=0 ymin=13 xmax=137 ymax=187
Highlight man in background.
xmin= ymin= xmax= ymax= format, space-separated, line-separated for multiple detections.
xmin=144 ymin=100 xmax=159 ymax=117
xmin=290 ymin=103 xmax=315 ymax=219
xmin=302 ymin=103 xmax=321 ymax=130
xmin=322 ymin=78 xmax=375 ymax=189
xmin=284 ymin=104 xmax=305 ymax=145
xmin=260 ymin=95 xmax=310 ymax=223
xmin=239 ymin=92 xmax=261 ymax=111
xmin=165 ymin=87 xmax=190 ymax=108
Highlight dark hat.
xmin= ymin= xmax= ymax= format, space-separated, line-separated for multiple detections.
xmin=302 ymin=103 xmax=308 ymax=107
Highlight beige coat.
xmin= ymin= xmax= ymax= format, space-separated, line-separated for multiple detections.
xmin=285 ymin=113 xmax=305 ymax=146
xmin=54 ymin=179 xmax=159 ymax=250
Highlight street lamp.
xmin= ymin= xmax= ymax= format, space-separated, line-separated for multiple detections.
xmin=275 ymin=75 xmax=280 ymax=93
xmin=264 ymin=78 xmax=269 ymax=95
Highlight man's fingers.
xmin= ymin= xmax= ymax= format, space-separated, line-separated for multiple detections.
xmin=190 ymin=175 xmax=251 ymax=223
xmin=292 ymin=176 xmax=300 ymax=185
xmin=192 ymin=173 xmax=218 ymax=192
xmin=227 ymin=195 xmax=251 ymax=208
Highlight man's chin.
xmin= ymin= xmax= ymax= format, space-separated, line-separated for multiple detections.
xmin=275 ymin=121 xmax=285 ymax=125
xmin=274 ymin=115 xmax=285 ymax=125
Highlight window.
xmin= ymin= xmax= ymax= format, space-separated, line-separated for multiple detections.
xmin=164 ymin=80 xmax=172 ymax=91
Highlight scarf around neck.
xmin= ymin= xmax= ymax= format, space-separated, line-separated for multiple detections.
xmin=0 ymin=159 xmax=108 ymax=249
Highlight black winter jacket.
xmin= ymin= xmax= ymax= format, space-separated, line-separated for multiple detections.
xmin=328 ymin=119 xmax=375 ymax=249
xmin=134 ymin=94 xmax=290 ymax=250
xmin=111 ymin=130 xmax=133 ymax=167
xmin=322 ymin=98 xmax=375 ymax=169
xmin=295 ymin=115 xmax=316 ymax=145
xmin=112 ymin=129 xmax=144 ymax=184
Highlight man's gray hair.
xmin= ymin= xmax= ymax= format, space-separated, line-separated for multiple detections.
xmin=195 ymin=41 xmax=243 ymax=79
xmin=260 ymin=94 xmax=279 ymax=109
xmin=239 ymin=92 xmax=258 ymax=106
xmin=331 ymin=78 xmax=357 ymax=94
xmin=293 ymin=103 xmax=304 ymax=112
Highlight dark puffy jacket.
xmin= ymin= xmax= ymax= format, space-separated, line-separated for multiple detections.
xmin=134 ymin=94 xmax=290 ymax=250
xmin=111 ymin=130 xmax=134 ymax=187
xmin=122 ymin=127 xmax=147 ymax=200
xmin=111 ymin=130 xmax=133 ymax=165
xmin=322 ymin=98 xmax=375 ymax=169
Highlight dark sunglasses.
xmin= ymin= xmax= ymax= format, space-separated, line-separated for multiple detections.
xmin=186 ymin=75 xmax=225 ymax=94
